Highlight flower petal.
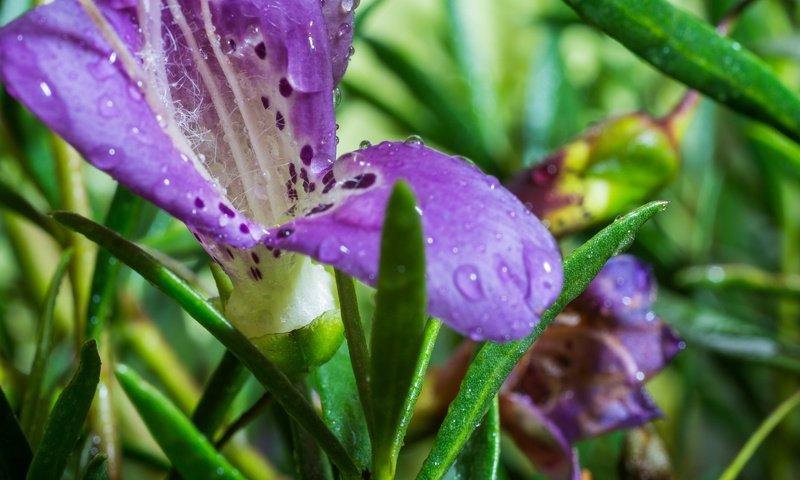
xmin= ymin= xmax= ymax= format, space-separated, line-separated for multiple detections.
xmin=0 ymin=0 xmax=259 ymax=246
xmin=269 ymin=141 xmax=563 ymax=341
xmin=142 ymin=0 xmax=337 ymax=226
xmin=499 ymin=393 xmax=580 ymax=480
xmin=320 ymin=0 xmax=356 ymax=85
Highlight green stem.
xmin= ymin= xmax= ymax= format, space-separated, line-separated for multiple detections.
xmin=719 ymin=390 xmax=800 ymax=480
xmin=216 ymin=393 xmax=271 ymax=449
xmin=192 ymin=351 xmax=250 ymax=438
xmin=52 ymin=137 xmax=95 ymax=348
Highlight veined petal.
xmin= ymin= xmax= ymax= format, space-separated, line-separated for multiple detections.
xmin=0 ymin=0 xmax=261 ymax=246
xmin=268 ymin=141 xmax=563 ymax=341
xmin=320 ymin=0 xmax=356 ymax=85
xmin=142 ymin=0 xmax=337 ymax=226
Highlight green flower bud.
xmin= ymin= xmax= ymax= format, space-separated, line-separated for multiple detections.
xmin=509 ymin=112 xmax=684 ymax=236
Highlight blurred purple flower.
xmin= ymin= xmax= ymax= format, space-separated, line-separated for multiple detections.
xmin=500 ymin=255 xmax=683 ymax=479
xmin=0 ymin=0 xmax=562 ymax=341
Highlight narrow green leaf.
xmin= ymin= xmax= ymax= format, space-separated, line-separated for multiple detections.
xmin=418 ymin=201 xmax=668 ymax=479
xmin=720 ymin=390 xmax=800 ymax=480
xmin=0 ymin=179 xmax=65 ymax=244
xmin=521 ymin=27 xmax=579 ymax=166
xmin=115 ymin=364 xmax=246 ymax=480
xmin=676 ymin=263 xmax=800 ymax=297
xmin=289 ymin=384 xmax=334 ymax=480
xmin=312 ymin=343 xmax=372 ymax=472
xmin=20 ymin=249 xmax=73 ymax=447
xmin=86 ymin=186 xmax=143 ymax=339
xmin=82 ymin=454 xmax=109 ymax=480
xmin=0 ymin=386 xmax=32 ymax=480
xmin=191 ymin=351 xmax=249 ymax=438
xmin=334 ymin=269 xmax=373 ymax=442
xmin=562 ymin=0 xmax=800 ymax=144
xmin=27 ymin=340 xmax=102 ymax=480
xmin=454 ymin=396 xmax=501 ymax=480
xmin=370 ymin=182 xmax=429 ymax=479
xmin=53 ymin=211 xmax=360 ymax=476
xmin=656 ymin=291 xmax=800 ymax=373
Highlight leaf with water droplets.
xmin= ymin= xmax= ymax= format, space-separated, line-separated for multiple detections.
xmin=417 ymin=201 xmax=668 ymax=478
xmin=563 ymin=0 xmax=800 ymax=145
xmin=452 ymin=396 xmax=501 ymax=479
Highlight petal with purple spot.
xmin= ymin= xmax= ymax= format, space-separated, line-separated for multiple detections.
xmin=0 ymin=0 xmax=259 ymax=246
xmin=269 ymin=142 xmax=563 ymax=341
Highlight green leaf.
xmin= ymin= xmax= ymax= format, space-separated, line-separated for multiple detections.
xmin=719 ymin=390 xmax=800 ymax=480
xmin=417 ymin=201 xmax=668 ymax=479
xmin=521 ymin=27 xmax=579 ymax=166
xmin=191 ymin=351 xmax=249 ymax=438
xmin=370 ymin=182 xmax=432 ymax=479
xmin=86 ymin=186 xmax=143 ymax=339
xmin=453 ymin=396 xmax=501 ymax=480
xmin=20 ymin=249 xmax=73 ymax=447
xmin=115 ymin=364 xmax=246 ymax=480
xmin=53 ymin=212 xmax=360 ymax=476
xmin=676 ymin=263 xmax=800 ymax=297
xmin=656 ymin=291 xmax=800 ymax=373
xmin=0 ymin=386 xmax=32 ymax=480
xmin=82 ymin=454 xmax=109 ymax=480
xmin=27 ymin=340 xmax=102 ymax=480
xmin=312 ymin=343 xmax=372 ymax=473
xmin=562 ymin=0 xmax=800 ymax=145
xmin=0 ymin=179 xmax=65 ymax=244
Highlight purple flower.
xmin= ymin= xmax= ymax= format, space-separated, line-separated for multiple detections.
xmin=0 ymin=0 xmax=562 ymax=341
xmin=500 ymin=255 xmax=683 ymax=479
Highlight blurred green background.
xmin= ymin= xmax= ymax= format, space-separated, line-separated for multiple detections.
xmin=1 ymin=0 xmax=799 ymax=478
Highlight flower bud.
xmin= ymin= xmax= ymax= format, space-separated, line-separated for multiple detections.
xmin=508 ymin=113 xmax=681 ymax=236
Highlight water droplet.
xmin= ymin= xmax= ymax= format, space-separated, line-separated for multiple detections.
xmin=359 ymin=140 xmax=372 ymax=149
xmin=333 ymin=87 xmax=342 ymax=107
xmin=98 ymin=97 xmax=115 ymax=117
xmin=635 ymin=371 xmax=645 ymax=382
xmin=39 ymin=81 xmax=52 ymax=97
xmin=454 ymin=265 xmax=484 ymax=301
xmin=318 ymin=237 xmax=348 ymax=262
xmin=404 ymin=134 xmax=424 ymax=147
xmin=91 ymin=145 xmax=120 ymax=169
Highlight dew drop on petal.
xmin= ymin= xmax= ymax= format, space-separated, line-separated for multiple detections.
xmin=454 ymin=265 xmax=485 ymax=301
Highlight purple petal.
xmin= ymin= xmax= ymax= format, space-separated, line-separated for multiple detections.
xmin=320 ymin=0 xmax=356 ymax=85
xmin=269 ymin=141 xmax=563 ymax=341
xmin=510 ymin=321 xmax=666 ymax=443
xmin=499 ymin=393 xmax=580 ymax=480
xmin=146 ymin=0 xmax=337 ymax=226
xmin=0 ymin=0 xmax=259 ymax=246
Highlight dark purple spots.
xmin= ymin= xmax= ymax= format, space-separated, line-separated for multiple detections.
xmin=251 ymin=252 xmax=260 ymax=264
xmin=322 ymin=170 xmax=335 ymax=185
xmin=285 ymin=179 xmax=298 ymax=201
xmin=239 ymin=223 xmax=250 ymax=234
xmin=250 ymin=266 xmax=263 ymax=281
xmin=300 ymin=145 xmax=314 ymax=165
xmin=272 ymin=249 xmax=282 ymax=259
xmin=308 ymin=182 xmax=316 ymax=193
xmin=254 ymin=41 xmax=266 ymax=59
xmin=342 ymin=173 xmax=377 ymax=190
xmin=279 ymin=78 xmax=293 ymax=97
xmin=307 ymin=203 xmax=334 ymax=216
xmin=300 ymin=168 xmax=311 ymax=193
xmin=194 ymin=197 xmax=205 ymax=209
xmin=289 ymin=163 xmax=298 ymax=184
xmin=226 ymin=38 xmax=237 ymax=53
xmin=277 ymin=227 xmax=294 ymax=238
xmin=224 ymin=248 xmax=235 ymax=260
xmin=322 ymin=180 xmax=337 ymax=194
xmin=261 ymin=96 xmax=270 ymax=109
xmin=276 ymin=111 xmax=285 ymax=130
xmin=219 ymin=203 xmax=235 ymax=218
